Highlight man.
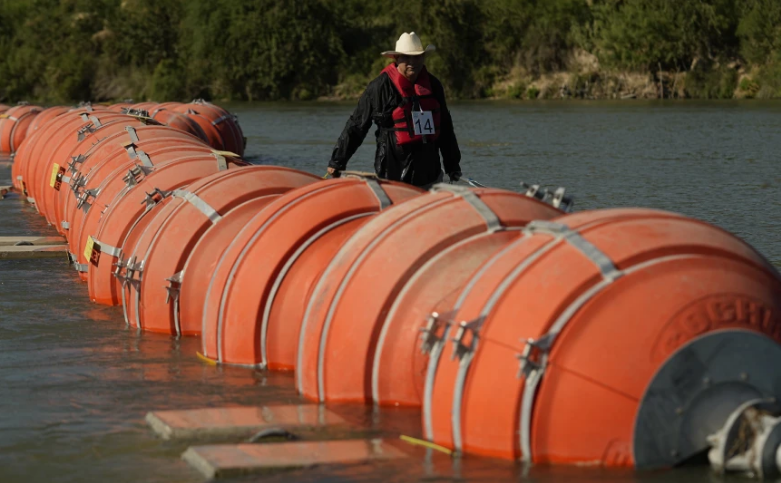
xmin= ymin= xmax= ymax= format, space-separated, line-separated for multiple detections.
xmin=327 ymin=32 xmax=462 ymax=188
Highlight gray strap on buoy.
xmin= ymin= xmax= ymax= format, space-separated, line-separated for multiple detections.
xmin=430 ymin=183 xmax=501 ymax=232
xmin=172 ymin=190 xmax=222 ymax=223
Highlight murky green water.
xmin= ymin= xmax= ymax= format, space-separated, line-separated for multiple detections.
xmin=1 ymin=101 xmax=779 ymax=483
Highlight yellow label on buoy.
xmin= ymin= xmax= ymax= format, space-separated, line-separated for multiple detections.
xmin=0 ymin=114 xmax=8 ymax=119
xmin=211 ymin=150 xmax=240 ymax=158
xmin=84 ymin=236 xmax=96 ymax=262
xmin=49 ymin=163 xmax=64 ymax=190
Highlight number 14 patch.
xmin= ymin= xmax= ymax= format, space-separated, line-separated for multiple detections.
xmin=412 ymin=111 xmax=435 ymax=136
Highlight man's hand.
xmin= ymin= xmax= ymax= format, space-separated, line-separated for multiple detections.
xmin=326 ymin=167 xmax=341 ymax=178
xmin=448 ymin=171 xmax=462 ymax=183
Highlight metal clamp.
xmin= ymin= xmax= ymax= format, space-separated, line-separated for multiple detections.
xmin=121 ymin=108 xmax=149 ymax=118
xmin=69 ymin=172 xmax=87 ymax=193
xmin=420 ymin=312 xmax=444 ymax=355
xmin=165 ymin=271 xmax=185 ymax=336
xmin=164 ymin=271 xmax=184 ymax=305
xmin=77 ymin=124 xmax=96 ymax=142
xmin=141 ymin=188 xmax=172 ymax=212
xmin=76 ymin=188 xmax=100 ymax=212
xmin=450 ymin=317 xmax=485 ymax=361
xmin=519 ymin=181 xmax=575 ymax=212
xmin=515 ymin=335 xmax=553 ymax=379
xmin=123 ymin=165 xmax=151 ymax=187
xmin=67 ymin=154 xmax=86 ymax=174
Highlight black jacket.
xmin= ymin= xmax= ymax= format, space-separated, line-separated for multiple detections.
xmin=329 ymin=69 xmax=461 ymax=187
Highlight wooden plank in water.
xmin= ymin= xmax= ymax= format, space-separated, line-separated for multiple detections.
xmin=182 ymin=439 xmax=408 ymax=479
xmin=146 ymin=405 xmax=346 ymax=440
xmin=0 ymin=236 xmax=67 ymax=247
xmin=0 ymin=245 xmax=68 ymax=260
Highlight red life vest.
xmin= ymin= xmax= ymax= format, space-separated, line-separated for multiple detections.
xmin=382 ymin=64 xmax=441 ymax=145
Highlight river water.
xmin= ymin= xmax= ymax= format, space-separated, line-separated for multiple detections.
xmin=0 ymin=101 xmax=779 ymax=483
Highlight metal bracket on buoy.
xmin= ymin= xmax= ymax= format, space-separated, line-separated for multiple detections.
xmin=76 ymin=187 xmax=100 ymax=212
xmin=141 ymin=188 xmax=172 ymax=213
xmin=165 ymin=270 xmax=185 ymax=337
xmin=67 ymin=154 xmax=86 ymax=174
xmin=420 ymin=312 xmax=443 ymax=355
xmin=519 ymin=181 xmax=575 ymax=212
xmin=77 ymin=123 xmax=96 ymax=142
xmin=515 ymin=335 xmax=553 ymax=379
xmin=69 ymin=171 xmax=87 ymax=194
xmin=450 ymin=317 xmax=485 ymax=361
xmin=123 ymin=162 xmax=153 ymax=187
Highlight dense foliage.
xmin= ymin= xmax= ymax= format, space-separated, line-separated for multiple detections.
xmin=1 ymin=0 xmax=780 ymax=102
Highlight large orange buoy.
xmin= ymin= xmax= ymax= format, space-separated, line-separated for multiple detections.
xmin=16 ymin=108 xmax=97 ymax=199
xmin=174 ymin=100 xmax=245 ymax=155
xmin=0 ymin=104 xmax=9 ymax=114
xmin=423 ymin=208 xmax=781 ymax=467
xmin=129 ymin=102 xmax=158 ymax=112
xmin=0 ymin=104 xmax=42 ymax=154
xmin=178 ymin=196 xmax=281 ymax=340
xmin=58 ymin=126 xmax=208 ymax=238
xmin=22 ymin=110 xmax=120 ymax=207
xmin=25 ymin=106 xmax=69 ymax=138
xmin=82 ymin=152 xmax=247 ymax=305
xmin=67 ymin=143 xmax=217 ymax=282
xmin=200 ymin=175 xmax=424 ymax=368
xmin=296 ymin=185 xmax=563 ymax=404
xmin=150 ymin=108 xmax=209 ymax=144
xmin=150 ymin=102 xmax=183 ymax=116
xmin=119 ymin=166 xmax=318 ymax=335
xmin=37 ymin=116 xmax=142 ymax=226
xmin=107 ymin=102 xmax=134 ymax=113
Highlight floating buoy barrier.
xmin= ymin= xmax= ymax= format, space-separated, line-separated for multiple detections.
xmin=5 ymin=99 xmax=781 ymax=479
xmin=423 ymin=208 xmax=781 ymax=466
xmin=150 ymin=108 xmax=210 ymax=145
xmin=174 ymin=99 xmax=245 ymax=156
xmin=295 ymin=185 xmax=563 ymax=404
xmin=25 ymin=106 xmax=69 ymax=138
xmin=199 ymin=174 xmax=423 ymax=368
xmin=83 ymin=151 xmax=248 ymax=305
xmin=119 ymin=165 xmax=318 ymax=334
xmin=56 ymin=127 xmax=203 ymax=238
xmin=0 ymin=104 xmax=42 ymax=154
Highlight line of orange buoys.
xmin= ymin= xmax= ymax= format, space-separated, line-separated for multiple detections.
xmin=8 ymin=99 xmax=781 ymax=473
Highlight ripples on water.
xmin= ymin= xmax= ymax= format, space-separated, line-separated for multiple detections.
xmin=0 ymin=101 xmax=778 ymax=482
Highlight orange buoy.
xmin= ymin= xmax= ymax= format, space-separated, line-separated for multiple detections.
xmin=174 ymin=100 xmax=244 ymax=155
xmin=37 ymin=116 xmax=142 ymax=226
xmin=264 ymin=216 xmax=373 ymax=371
xmin=129 ymin=102 xmax=158 ymax=112
xmin=178 ymin=196 xmax=282 ymax=340
xmin=150 ymin=109 xmax=209 ymax=144
xmin=57 ymin=126 xmax=206 ymax=236
xmin=119 ymin=166 xmax=318 ymax=334
xmin=200 ymin=175 xmax=424 ymax=368
xmin=67 ymin=141 xmax=216 ymax=281
xmin=0 ymin=104 xmax=9 ymax=114
xmin=22 ymin=110 xmax=116 ymax=207
xmin=423 ymin=208 xmax=781 ymax=466
xmin=107 ymin=103 xmax=134 ymax=113
xmin=150 ymin=102 xmax=183 ymax=116
xmin=25 ymin=106 xmax=69 ymax=138
xmin=0 ymin=104 xmax=42 ymax=154
xmin=296 ymin=185 xmax=563 ymax=404
xmin=82 ymin=152 xmax=247 ymax=305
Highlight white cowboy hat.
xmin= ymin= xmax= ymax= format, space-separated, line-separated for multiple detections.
xmin=381 ymin=32 xmax=436 ymax=58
